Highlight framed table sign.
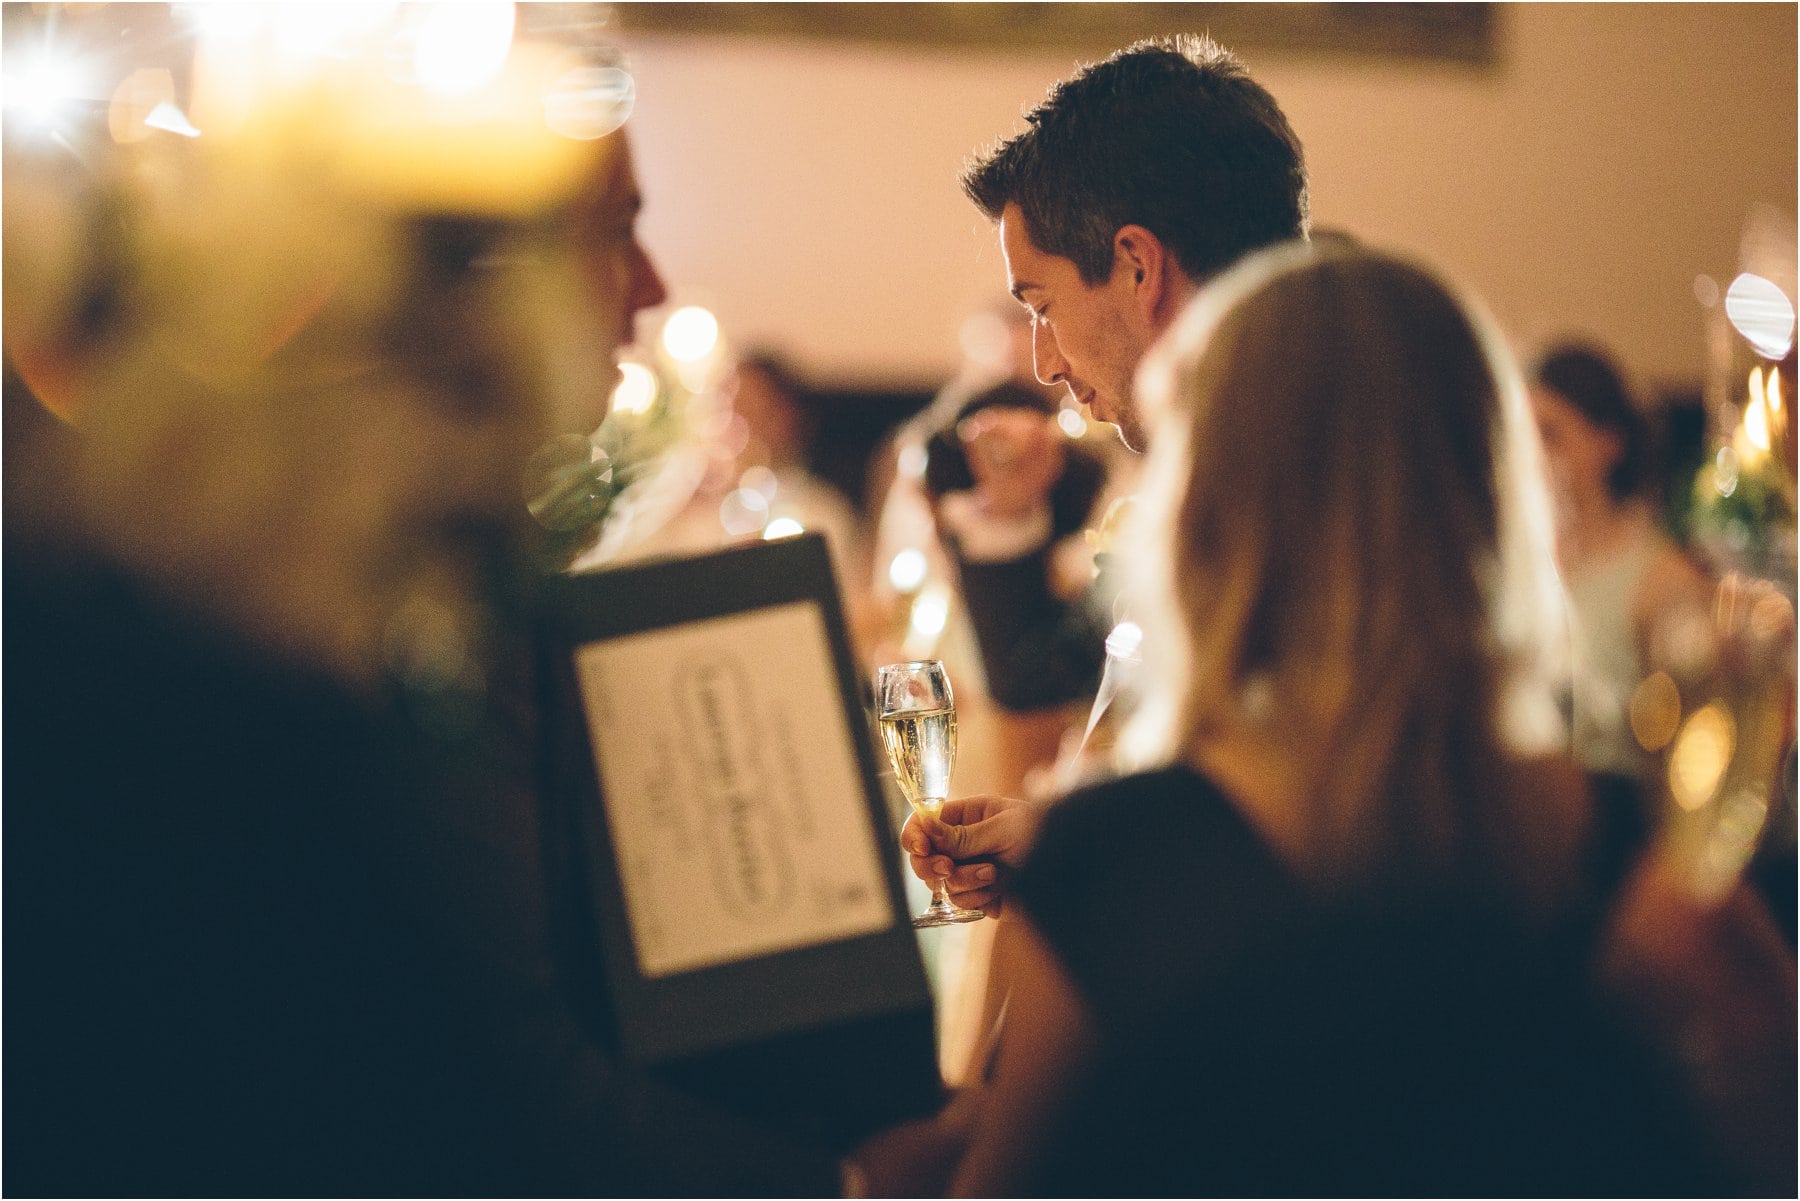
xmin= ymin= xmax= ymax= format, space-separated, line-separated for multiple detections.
xmin=536 ymin=533 xmax=939 ymax=1146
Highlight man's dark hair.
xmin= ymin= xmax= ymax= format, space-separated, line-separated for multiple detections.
xmin=962 ymin=35 xmax=1309 ymax=285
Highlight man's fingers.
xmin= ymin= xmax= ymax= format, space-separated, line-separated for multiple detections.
xmin=899 ymin=815 xmax=931 ymax=857
xmin=947 ymin=861 xmax=998 ymax=891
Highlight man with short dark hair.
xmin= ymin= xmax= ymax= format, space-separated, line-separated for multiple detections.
xmin=911 ymin=34 xmax=1309 ymax=898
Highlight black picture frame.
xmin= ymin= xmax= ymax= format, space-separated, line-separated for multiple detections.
xmin=535 ymin=533 xmax=941 ymax=1148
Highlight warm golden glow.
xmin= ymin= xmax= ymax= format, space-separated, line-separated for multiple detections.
xmin=610 ymin=361 xmax=657 ymax=416
xmin=1668 ymin=701 xmax=1735 ymax=812
xmin=415 ymin=3 xmax=516 ymax=97
xmin=662 ymin=306 xmax=721 ymax=363
xmin=903 ymin=582 xmax=953 ymax=656
xmin=1745 ymin=368 xmax=1771 ymax=453
xmin=1629 ymin=670 xmax=1682 ymax=753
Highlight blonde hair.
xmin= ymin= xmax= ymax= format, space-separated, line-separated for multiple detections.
xmin=1121 ymin=242 xmax=1571 ymax=900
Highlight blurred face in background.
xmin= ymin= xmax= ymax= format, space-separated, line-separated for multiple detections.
xmin=1529 ymin=384 xmax=1621 ymax=510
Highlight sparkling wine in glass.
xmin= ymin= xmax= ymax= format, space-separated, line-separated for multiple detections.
xmin=876 ymin=660 xmax=984 ymax=927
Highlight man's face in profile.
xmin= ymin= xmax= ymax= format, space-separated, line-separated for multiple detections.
xmin=564 ymin=129 xmax=669 ymax=431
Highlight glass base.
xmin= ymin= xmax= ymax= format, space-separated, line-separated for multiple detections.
xmin=912 ymin=898 xmax=985 ymax=928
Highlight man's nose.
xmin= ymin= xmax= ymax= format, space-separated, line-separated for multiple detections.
xmin=631 ymin=243 xmax=670 ymax=316
xmin=1032 ymin=320 xmax=1067 ymax=386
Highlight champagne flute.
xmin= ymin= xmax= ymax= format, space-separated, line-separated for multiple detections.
xmin=875 ymin=660 xmax=984 ymax=927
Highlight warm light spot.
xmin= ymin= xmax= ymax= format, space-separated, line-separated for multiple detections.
xmin=1724 ymin=272 xmax=1796 ymax=360
xmin=5 ymin=47 xmax=92 ymax=133
xmin=1668 ymin=702 xmax=1735 ymax=812
xmin=610 ymin=361 xmax=657 ymax=416
xmin=1692 ymin=274 xmax=1720 ymax=308
xmin=415 ymin=3 xmax=516 ymax=97
xmin=1057 ymin=406 xmax=1089 ymax=439
xmin=274 ymin=4 xmax=398 ymax=72
xmin=661 ymin=306 xmax=720 ymax=363
xmin=896 ymin=441 xmax=929 ymax=480
xmin=541 ymin=65 xmax=633 ymax=140
xmin=144 ymin=101 xmax=201 ymax=138
xmin=1713 ymin=447 xmax=1740 ymax=497
xmin=888 ymin=548 xmax=928 ymax=593
xmin=739 ymin=465 xmax=779 ymax=501
xmin=1629 ymin=671 xmax=1682 ymax=752
xmin=719 ymin=488 xmax=770 ymax=536
xmin=1746 ymin=369 xmax=1771 ymax=453
xmin=1105 ymin=620 xmax=1144 ymax=663
xmin=908 ymin=584 xmax=951 ymax=641
xmin=763 ymin=517 xmax=805 ymax=540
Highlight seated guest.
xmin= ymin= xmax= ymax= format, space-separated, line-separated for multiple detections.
xmin=865 ymin=242 xmax=1723 ymax=1195
xmin=1529 ymin=341 xmax=1715 ymax=786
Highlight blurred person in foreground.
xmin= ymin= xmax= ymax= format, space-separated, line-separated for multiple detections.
xmin=2 ymin=9 xmax=849 ymax=1194
xmin=934 ymin=33 xmax=1307 ymax=717
xmin=866 ymin=243 xmax=1746 ymax=1196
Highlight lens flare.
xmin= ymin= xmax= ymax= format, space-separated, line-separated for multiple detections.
xmin=763 ymin=517 xmax=805 ymax=540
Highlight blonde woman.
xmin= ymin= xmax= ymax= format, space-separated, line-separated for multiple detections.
xmin=865 ymin=243 xmax=1714 ymax=1195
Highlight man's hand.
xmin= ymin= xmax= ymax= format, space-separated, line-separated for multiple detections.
xmin=957 ymin=407 xmax=1065 ymax=523
xmin=900 ymin=794 xmax=1049 ymax=914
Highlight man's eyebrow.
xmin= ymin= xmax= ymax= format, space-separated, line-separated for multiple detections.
xmin=1008 ymin=281 xmax=1042 ymax=303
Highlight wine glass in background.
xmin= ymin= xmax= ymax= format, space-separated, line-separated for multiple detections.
xmin=876 ymin=660 xmax=984 ymax=928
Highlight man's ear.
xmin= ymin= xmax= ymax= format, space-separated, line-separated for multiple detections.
xmin=1112 ymin=224 xmax=1182 ymax=325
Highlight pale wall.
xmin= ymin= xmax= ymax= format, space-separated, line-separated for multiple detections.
xmin=616 ymin=3 xmax=1797 ymax=396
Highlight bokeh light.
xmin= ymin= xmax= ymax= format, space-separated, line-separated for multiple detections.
xmin=1628 ymin=670 xmax=1682 ymax=752
xmin=896 ymin=441 xmax=928 ymax=480
xmin=415 ymin=2 xmax=516 ymax=97
xmin=662 ymin=305 xmax=720 ymax=363
xmin=719 ymin=488 xmax=769 ymax=536
xmin=5 ymin=46 xmax=93 ymax=134
xmin=1724 ymin=272 xmax=1796 ymax=360
xmin=610 ymin=361 xmax=658 ymax=416
xmin=907 ymin=583 xmax=951 ymax=643
xmin=1057 ymin=407 xmax=1089 ymax=439
xmin=1668 ymin=700 xmax=1736 ymax=812
xmin=763 ymin=517 xmax=805 ymax=540
xmin=541 ymin=65 xmax=634 ymax=140
xmin=739 ymin=465 xmax=779 ymax=501
xmin=887 ymin=548 xmax=928 ymax=593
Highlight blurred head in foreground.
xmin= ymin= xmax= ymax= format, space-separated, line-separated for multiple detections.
xmin=1122 ymin=242 xmax=1573 ymax=904
xmin=3 ymin=4 xmax=663 ymax=692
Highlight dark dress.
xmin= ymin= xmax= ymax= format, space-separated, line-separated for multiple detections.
xmin=1008 ymin=765 xmax=1718 ymax=1198
xmin=2 ymin=543 xmax=840 ymax=1197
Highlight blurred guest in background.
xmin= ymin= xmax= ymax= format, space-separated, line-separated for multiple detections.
xmin=943 ymin=33 xmax=1308 ymax=718
xmin=873 ymin=243 xmax=1733 ymax=1196
xmin=1530 ymin=342 xmax=1716 ymax=786
xmin=3 ymin=8 xmax=847 ymax=1194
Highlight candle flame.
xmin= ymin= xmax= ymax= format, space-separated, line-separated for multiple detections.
xmin=1746 ymin=368 xmax=1771 ymax=454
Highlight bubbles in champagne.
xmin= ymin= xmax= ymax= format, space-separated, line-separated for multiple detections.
xmin=878 ymin=706 xmax=957 ymax=812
